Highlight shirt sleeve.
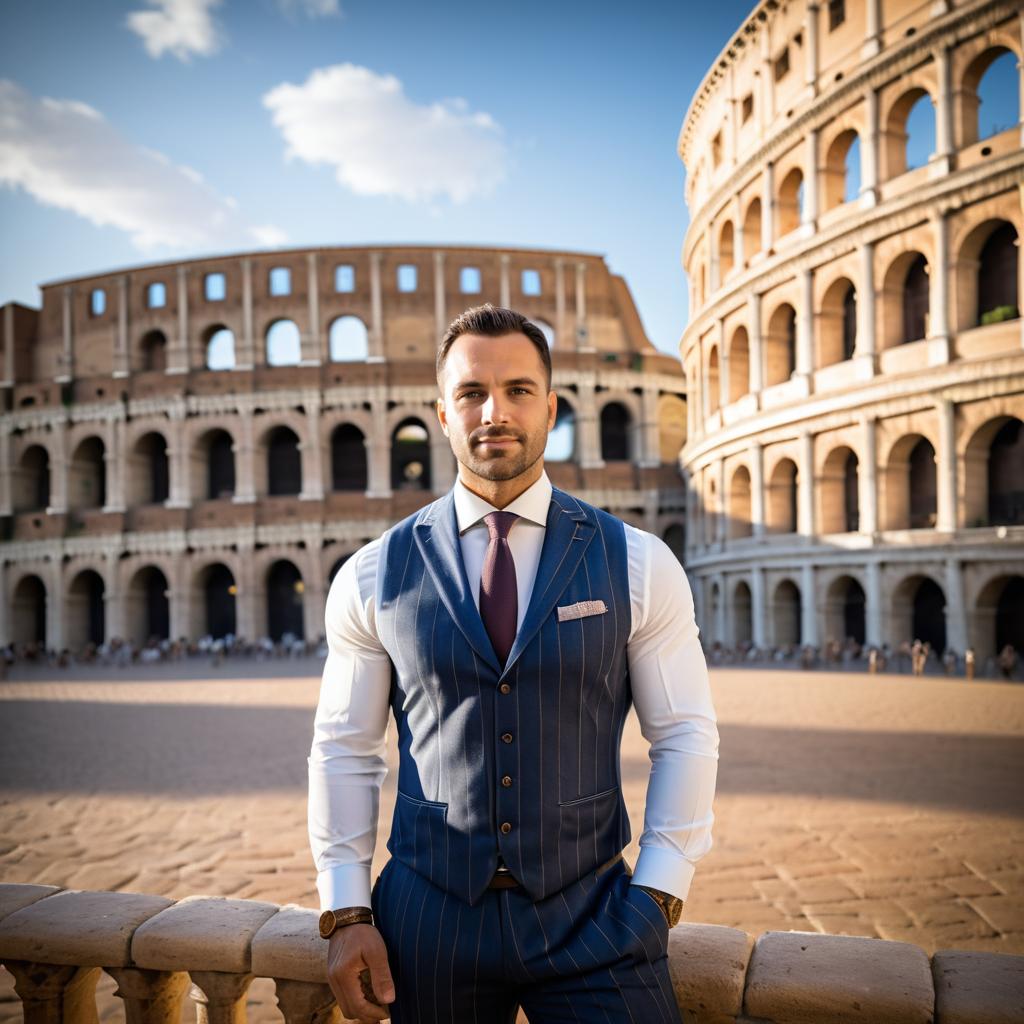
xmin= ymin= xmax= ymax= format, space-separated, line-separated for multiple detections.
xmin=308 ymin=538 xmax=392 ymax=911
xmin=624 ymin=526 xmax=719 ymax=902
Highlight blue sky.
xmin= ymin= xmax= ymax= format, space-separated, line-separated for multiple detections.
xmin=0 ymin=2 xmax=1017 ymax=355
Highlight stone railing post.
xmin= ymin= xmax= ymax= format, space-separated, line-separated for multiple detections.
xmin=274 ymin=979 xmax=340 ymax=1024
xmin=106 ymin=966 xmax=190 ymax=1024
xmin=3 ymin=962 xmax=99 ymax=1024
xmin=188 ymin=970 xmax=254 ymax=1024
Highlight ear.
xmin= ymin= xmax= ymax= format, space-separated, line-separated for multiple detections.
xmin=547 ymin=389 xmax=557 ymax=431
xmin=436 ymin=397 xmax=449 ymax=437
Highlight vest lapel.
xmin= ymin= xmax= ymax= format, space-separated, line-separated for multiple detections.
xmin=502 ymin=487 xmax=595 ymax=674
xmin=413 ymin=492 xmax=503 ymax=676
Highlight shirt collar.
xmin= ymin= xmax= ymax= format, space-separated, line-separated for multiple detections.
xmin=454 ymin=471 xmax=552 ymax=534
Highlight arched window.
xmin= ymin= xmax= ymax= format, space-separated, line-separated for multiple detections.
xmin=820 ymin=446 xmax=859 ymax=533
xmin=204 ymin=429 xmax=235 ymax=500
xmin=600 ymin=402 xmax=631 ymax=461
xmin=962 ymin=48 xmax=1019 ymax=145
xmin=886 ymin=89 xmax=934 ymax=177
xmin=331 ymin=424 xmax=368 ymax=491
xmin=266 ymin=561 xmax=304 ymax=642
xmin=140 ymin=330 xmax=167 ymax=372
xmin=902 ymin=255 xmax=929 ymax=343
xmin=329 ymin=316 xmax=369 ymax=362
xmin=842 ymin=284 xmax=857 ymax=361
xmin=728 ymin=327 xmax=749 ymax=403
xmin=266 ymin=319 xmax=301 ymax=367
xmin=905 ymin=94 xmax=935 ymax=170
xmin=825 ymin=576 xmax=865 ymax=646
xmin=67 ymin=569 xmax=105 ymax=650
xmin=778 ymin=168 xmax=804 ymax=235
xmin=127 ymin=566 xmax=170 ymax=644
xmin=391 ymin=418 xmax=431 ymax=491
xmin=766 ymin=304 xmax=797 ymax=385
xmin=719 ymin=221 xmax=735 ymax=278
xmin=201 ymin=563 xmax=236 ymax=639
xmin=267 ymin=426 xmax=302 ymax=496
xmin=129 ymin=432 xmax=169 ymax=506
xmin=892 ymin=575 xmax=946 ymax=654
xmin=767 ymin=458 xmax=798 ymax=533
xmin=732 ymin=580 xmax=753 ymax=645
xmin=729 ymin=466 xmax=752 ymax=539
xmin=988 ymin=418 xmax=1024 ymax=526
xmin=68 ymin=437 xmax=106 ymax=511
xmin=14 ymin=445 xmax=50 ymax=512
xmin=908 ymin=438 xmax=937 ymax=529
xmin=707 ymin=348 xmax=721 ymax=413
xmin=205 ymin=326 xmax=236 ymax=370
xmin=824 ymin=130 xmax=860 ymax=209
xmin=977 ymin=222 xmax=1019 ymax=325
xmin=743 ymin=199 xmax=762 ymax=262
xmin=772 ymin=579 xmax=802 ymax=646
xmin=545 ymin=397 xmax=575 ymax=462
xmin=12 ymin=575 xmax=47 ymax=649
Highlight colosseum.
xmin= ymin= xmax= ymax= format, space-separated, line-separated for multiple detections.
xmin=0 ymin=246 xmax=688 ymax=653
xmin=678 ymin=0 xmax=1023 ymax=665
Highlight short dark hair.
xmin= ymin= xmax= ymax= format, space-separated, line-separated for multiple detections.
xmin=437 ymin=304 xmax=552 ymax=389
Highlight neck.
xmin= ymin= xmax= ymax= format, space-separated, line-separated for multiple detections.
xmin=458 ymin=459 xmax=545 ymax=509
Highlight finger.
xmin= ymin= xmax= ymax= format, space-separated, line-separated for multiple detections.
xmin=363 ymin=947 xmax=396 ymax=1005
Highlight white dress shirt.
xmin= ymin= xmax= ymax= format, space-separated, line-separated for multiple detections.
xmin=309 ymin=471 xmax=719 ymax=911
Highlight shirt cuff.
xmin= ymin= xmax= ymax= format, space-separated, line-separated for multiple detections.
xmin=631 ymin=846 xmax=697 ymax=902
xmin=316 ymin=864 xmax=373 ymax=912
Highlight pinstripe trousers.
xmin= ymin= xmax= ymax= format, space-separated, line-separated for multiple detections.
xmin=370 ymin=855 xmax=682 ymax=1024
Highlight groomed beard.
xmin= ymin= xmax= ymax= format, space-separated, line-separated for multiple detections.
xmin=453 ymin=424 xmax=547 ymax=482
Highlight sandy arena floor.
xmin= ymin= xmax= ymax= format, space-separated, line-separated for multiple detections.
xmin=1 ymin=662 xmax=1022 ymax=1021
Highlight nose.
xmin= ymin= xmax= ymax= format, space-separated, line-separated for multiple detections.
xmin=481 ymin=393 xmax=511 ymax=425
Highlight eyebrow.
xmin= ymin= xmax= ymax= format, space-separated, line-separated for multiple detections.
xmin=454 ymin=376 xmax=540 ymax=390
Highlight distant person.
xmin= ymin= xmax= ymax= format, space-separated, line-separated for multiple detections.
xmin=999 ymin=644 xmax=1018 ymax=681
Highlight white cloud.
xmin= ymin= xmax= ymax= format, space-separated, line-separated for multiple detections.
xmin=277 ymin=0 xmax=340 ymax=16
xmin=263 ymin=63 xmax=507 ymax=204
xmin=0 ymin=80 xmax=285 ymax=252
xmin=126 ymin=0 xmax=223 ymax=61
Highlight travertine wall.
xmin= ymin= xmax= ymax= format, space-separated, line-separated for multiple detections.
xmin=679 ymin=0 xmax=1024 ymax=661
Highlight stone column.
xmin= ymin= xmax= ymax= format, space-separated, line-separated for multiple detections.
xmin=854 ymin=240 xmax=876 ymax=377
xmin=929 ymin=210 xmax=949 ymax=355
xmin=232 ymin=410 xmax=256 ymax=504
xmin=0 ymin=424 xmax=11 ymax=516
xmin=860 ymin=87 xmax=880 ymax=206
xmin=168 ymin=558 xmax=188 ymax=643
xmin=166 ymin=403 xmax=190 ymax=509
xmin=796 ymin=267 xmax=814 ymax=379
xmin=801 ymin=562 xmax=818 ymax=648
xmin=714 ymin=571 xmax=727 ymax=644
xmin=188 ymin=970 xmax=254 ymax=1024
xmin=555 ymin=259 xmax=567 ymax=350
xmin=944 ymin=557 xmax=968 ymax=655
xmin=272 ymin=979 xmax=337 ymax=1024
xmin=366 ymin=399 xmax=391 ymax=498
xmin=1020 ymin=9 xmax=1024 ymax=147
xmin=59 ymin=285 xmax=74 ymax=382
xmin=115 ymin=275 xmax=130 ymax=377
xmin=865 ymin=560 xmax=883 ymax=648
xmin=639 ymin=386 xmax=661 ymax=468
xmin=716 ymin=457 xmax=727 ymax=548
xmin=238 ymin=258 xmax=255 ymax=370
xmin=433 ymin=251 xmax=446 ymax=340
xmin=863 ymin=0 xmax=881 ymax=58
xmin=369 ymin=251 xmax=384 ymax=362
xmin=732 ymin=195 xmax=744 ymax=270
xmin=709 ymin=234 xmax=721 ymax=295
xmin=760 ymin=28 xmax=774 ymax=123
xmin=303 ymin=252 xmax=321 ymax=365
xmin=235 ymin=536 xmax=257 ymax=641
xmin=932 ymin=45 xmax=953 ymax=168
xmin=717 ymin=318 xmax=729 ymax=409
xmin=48 ymin=425 xmax=68 ymax=514
xmin=936 ymin=397 xmax=957 ymax=532
xmin=104 ymin=414 xmax=126 ymax=513
xmin=750 ymin=440 xmax=765 ymax=537
xmin=859 ymin=415 xmax=878 ymax=535
xmin=576 ymin=376 xmax=604 ymax=469
xmin=761 ymin=162 xmax=775 ymax=254
xmin=575 ymin=262 xmax=591 ymax=351
xmin=107 ymin=966 xmax=190 ymax=1024
xmin=751 ymin=565 xmax=766 ymax=648
xmin=168 ymin=266 xmax=189 ymax=374
xmin=299 ymin=396 xmax=324 ymax=501
xmin=802 ymin=128 xmax=819 ymax=230
xmin=798 ymin=429 xmax=815 ymax=537
xmin=47 ymin=559 xmax=64 ymax=657
xmin=104 ymin=564 xmax=125 ymax=643
xmin=805 ymin=2 xmax=820 ymax=95
xmin=499 ymin=254 xmax=511 ymax=308
xmin=748 ymin=291 xmax=764 ymax=395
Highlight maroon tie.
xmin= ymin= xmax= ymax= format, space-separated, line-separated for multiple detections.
xmin=480 ymin=511 xmax=519 ymax=666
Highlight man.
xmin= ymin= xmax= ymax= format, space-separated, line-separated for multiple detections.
xmin=310 ymin=305 xmax=719 ymax=1023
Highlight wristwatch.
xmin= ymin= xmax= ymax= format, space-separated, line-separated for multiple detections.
xmin=636 ymin=886 xmax=684 ymax=928
xmin=319 ymin=906 xmax=374 ymax=939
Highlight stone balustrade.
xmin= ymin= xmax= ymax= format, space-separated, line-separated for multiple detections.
xmin=1 ymin=883 xmax=1021 ymax=1024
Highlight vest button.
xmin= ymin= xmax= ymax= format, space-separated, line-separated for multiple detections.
xmin=501 ymin=775 xmax=512 ymax=787
xmin=499 ymin=683 xmax=511 ymax=694
xmin=501 ymin=732 xmax=513 ymax=744
xmin=500 ymin=822 xmax=512 ymax=834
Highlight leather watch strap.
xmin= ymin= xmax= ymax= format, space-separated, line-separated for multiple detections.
xmin=319 ymin=906 xmax=373 ymax=939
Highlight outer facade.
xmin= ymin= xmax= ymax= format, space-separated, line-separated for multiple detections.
xmin=679 ymin=0 xmax=1023 ymax=662
xmin=0 ymin=245 xmax=688 ymax=652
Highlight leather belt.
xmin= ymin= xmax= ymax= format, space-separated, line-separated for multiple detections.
xmin=486 ymin=851 xmax=624 ymax=890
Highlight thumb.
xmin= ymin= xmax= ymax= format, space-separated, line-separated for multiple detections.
xmin=363 ymin=943 xmax=395 ymax=1005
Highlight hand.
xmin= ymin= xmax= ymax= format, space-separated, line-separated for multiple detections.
xmin=326 ymin=923 xmax=395 ymax=1023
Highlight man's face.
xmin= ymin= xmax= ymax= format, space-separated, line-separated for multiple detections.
xmin=437 ymin=332 xmax=557 ymax=484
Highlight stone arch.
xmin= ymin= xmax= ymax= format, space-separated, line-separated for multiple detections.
xmin=13 ymin=444 xmax=50 ymax=513
xmin=963 ymin=415 xmax=1024 ymax=527
xmin=771 ymin=578 xmax=801 ymax=647
xmin=765 ymin=303 xmax=796 ymax=386
xmin=881 ymin=433 xmax=937 ymax=531
xmin=125 ymin=565 xmax=171 ymax=646
xmin=599 ymin=401 xmax=632 ymax=461
xmin=824 ymin=575 xmax=866 ymax=646
xmin=727 ymin=326 xmax=750 ymax=403
xmin=957 ymin=43 xmax=1021 ymax=147
xmin=971 ymin=574 xmax=1024 ymax=662
xmin=880 ymin=251 xmax=929 ymax=349
xmin=883 ymin=85 xmax=935 ymax=179
xmin=66 ymin=568 xmax=106 ymax=651
xmin=126 ymin=430 xmax=170 ymax=507
xmin=742 ymin=198 xmax=762 ymax=263
xmin=68 ymin=436 xmax=106 ymax=511
xmin=706 ymin=346 xmax=721 ymax=413
xmin=192 ymin=427 xmax=236 ymax=501
xmin=656 ymin=394 xmax=687 ymax=463
xmin=203 ymin=324 xmax=236 ymax=371
xmin=732 ymin=580 xmax=752 ymax=646
xmin=266 ymin=559 xmax=304 ymax=642
xmin=191 ymin=561 xmax=237 ymax=640
xmin=728 ymin=465 xmax=752 ymax=540
xmin=331 ymin=423 xmax=368 ymax=491
xmin=139 ymin=329 xmax=168 ymax=372
xmin=719 ymin=219 xmax=735 ymax=279
xmin=818 ymin=276 xmax=857 ymax=367
xmin=819 ymin=445 xmax=860 ymax=534
xmin=777 ymin=167 xmax=804 ymax=236
xmin=766 ymin=457 xmax=798 ymax=534
xmin=823 ymin=129 xmax=860 ymax=210
xmin=960 ymin=220 xmax=1019 ymax=331
xmin=265 ymin=319 xmax=301 ymax=367
xmin=11 ymin=573 xmax=47 ymax=650
xmin=546 ymin=395 xmax=576 ymax=463
xmin=891 ymin=574 xmax=946 ymax=655
xmin=329 ymin=315 xmax=369 ymax=362
xmin=391 ymin=417 xmax=431 ymax=491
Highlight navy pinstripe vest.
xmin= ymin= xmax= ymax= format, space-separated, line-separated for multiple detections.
xmin=374 ymin=486 xmax=634 ymax=906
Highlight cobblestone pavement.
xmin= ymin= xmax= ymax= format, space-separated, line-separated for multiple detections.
xmin=1 ymin=664 xmax=1022 ymax=1022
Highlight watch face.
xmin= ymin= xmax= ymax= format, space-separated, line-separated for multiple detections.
xmin=318 ymin=909 xmax=336 ymax=939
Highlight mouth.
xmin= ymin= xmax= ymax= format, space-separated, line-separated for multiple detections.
xmin=473 ymin=434 xmax=522 ymax=449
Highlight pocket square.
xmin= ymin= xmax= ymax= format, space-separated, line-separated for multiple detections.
xmin=557 ymin=600 xmax=608 ymax=622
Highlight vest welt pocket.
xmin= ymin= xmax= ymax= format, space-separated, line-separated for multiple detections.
xmin=396 ymin=789 xmax=448 ymax=810
xmin=558 ymin=784 xmax=619 ymax=807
